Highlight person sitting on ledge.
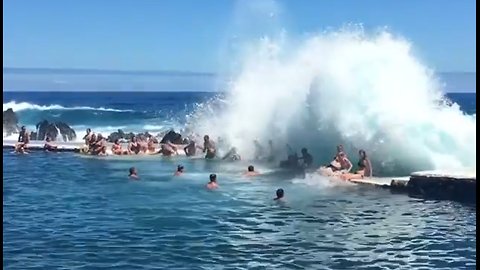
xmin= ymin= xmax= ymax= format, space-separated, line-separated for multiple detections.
xmin=15 ymin=130 xmax=30 ymax=154
xmin=341 ymin=149 xmax=372 ymax=181
xmin=112 ymin=139 xmax=128 ymax=155
xmin=43 ymin=137 xmax=58 ymax=152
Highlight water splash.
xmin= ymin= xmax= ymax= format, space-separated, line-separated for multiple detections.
xmin=188 ymin=27 xmax=476 ymax=175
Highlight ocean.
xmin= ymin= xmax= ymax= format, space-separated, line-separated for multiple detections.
xmin=3 ymin=90 xmax=477 ymax=269
xmin=2 ymin=30 xmax=477 ymax=269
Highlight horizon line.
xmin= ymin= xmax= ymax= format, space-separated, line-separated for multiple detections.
xmin=3 ymin=67 xmax=476 ymax=76
xmin=3 ymin=67 xmax=216 ymax=77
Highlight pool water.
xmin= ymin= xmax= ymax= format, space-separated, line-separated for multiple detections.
xmin=3 ymin=150 xmax=476 ymax=269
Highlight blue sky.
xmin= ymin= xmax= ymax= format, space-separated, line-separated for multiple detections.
xmin=3 ymin=0 xmax=476 ymax=72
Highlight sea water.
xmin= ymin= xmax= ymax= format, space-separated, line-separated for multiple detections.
xmin=3 ymin=26 xmax=477 ymax=269
xmin=3 ymin=91 xmax=476 ymax=269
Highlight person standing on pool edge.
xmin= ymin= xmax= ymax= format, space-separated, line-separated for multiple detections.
xmin=199 ymin=135 xmax=216 ymax=159
xmin=206 ymin=174 xmax=218 ymax=189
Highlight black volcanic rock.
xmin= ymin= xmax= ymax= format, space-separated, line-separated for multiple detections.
xmin=107 ymin=129 xmax=136 ymax=142
xmin=35 ymin=120 xmax=76 ymax=141
xmin=3 ymin=108 xmax=19 ymax=135
xmin=160 ymin=130 xmax=183 ymax=144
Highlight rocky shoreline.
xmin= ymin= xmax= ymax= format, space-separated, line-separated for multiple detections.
xmin=3 ymin=108 xmax=189 ymax=143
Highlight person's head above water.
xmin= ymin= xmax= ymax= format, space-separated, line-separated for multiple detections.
xmin=209 ymin=173 xmax=217 ymax=183
xmin=248 ymin=165 xmax=254 ymax=172
xmin=177 ymin=165 xmax=184 ymax=172
xmin=129 ymin=167 xmax=137 ymax=176
xmin=275 ymin=188 xmax=284 ymax=200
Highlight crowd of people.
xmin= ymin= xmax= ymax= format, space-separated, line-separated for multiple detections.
xmin=14 ymin=127 xmax=372 ymax=182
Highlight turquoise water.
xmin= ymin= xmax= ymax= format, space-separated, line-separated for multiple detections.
xmin=3 ymin=150 xmax=476 ymax=269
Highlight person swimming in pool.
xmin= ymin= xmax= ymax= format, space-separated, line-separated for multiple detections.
xmin=129 ymin=167 xmax=139 ymax=179
xmin=184 ymin=140 xmax=197 ymax=156
xmin=199 ymin=135 xmax=216 ymax=159
xmin=341 ymin=149 xmax=373 ymax=181
xmin=222 ymin=147 xmax=241 ymax=161
xmin=274 ymin=188 xmax=284 ymax=201
xmin=206 ymin=174 xmax=218 ymax=189
xmin=244 ymin=165 xmax=260 ymax=177
xmin=174 ymin=165 xmax=184 ymax=176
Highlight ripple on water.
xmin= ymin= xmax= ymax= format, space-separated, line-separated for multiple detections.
xmin=3 ymin=150 xmax=477 ymax=269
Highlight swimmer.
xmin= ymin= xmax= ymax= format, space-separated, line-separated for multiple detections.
xmin=112 ymin=139 xmax=128 ymax=155
xmin=129 ymin=167 xmax=139 ymax=179
xmin=174 ymin=165 xmax=184 ymax=176
xmin=222 ymin=147 xmax=241 ymax=161
xmin=206 ymin=174 xmax=218 ymax=189
xmin=43 ymin=137 xmax=58 ymax=151
xmin=341 ymin=150 xmax=373 ymax=181
xmin=183 ymin=140 xmax=197 ymax=156
xmin=274 ymin=188 xmax=284 ymax=201
xmin=244 ymin=165 xmax=260 ymax=177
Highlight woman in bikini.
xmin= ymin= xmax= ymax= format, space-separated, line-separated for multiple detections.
xmin=341 ymin=150 xmax=372 ymax=181
xmin=112 ymin=139 xmax=128 ymax=155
